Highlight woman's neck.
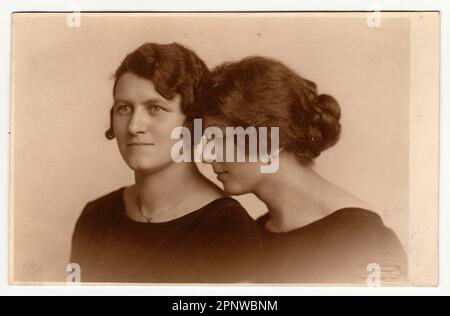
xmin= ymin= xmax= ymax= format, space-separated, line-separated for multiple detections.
xmin=254 ymin=156 xmax=367 ymax=232
xmin=131 ymin=162 xmax=218 ymax=221
xmin=135 ymin=162 xmax=196 ymax=199
xmin=134 ymin=163 xmax=200 ymax=217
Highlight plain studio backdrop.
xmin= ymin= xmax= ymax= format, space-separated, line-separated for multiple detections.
xmin=11 ymin=13 xmax=410 ymax=283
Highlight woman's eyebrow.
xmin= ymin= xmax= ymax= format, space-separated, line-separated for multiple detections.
xmin=142 ymin=98 xmax=169 ymax=106
xmin=113 ymin=99 xmax=133 ymax=106
xmin=113 ymin=98 xmax=170 ymax=107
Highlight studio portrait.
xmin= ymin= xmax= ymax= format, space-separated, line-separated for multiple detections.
xmin=10 ymin=12 xmax=439 ymax=285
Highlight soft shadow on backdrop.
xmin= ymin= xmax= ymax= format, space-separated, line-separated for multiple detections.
xmin=11 ymin=13 xmax=409 ymax=283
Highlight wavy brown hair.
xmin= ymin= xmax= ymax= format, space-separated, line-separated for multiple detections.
xmin=200 ymin=56 xmax=342 ymax=163
xmin=106 ymin=42 xmax=210 ymax=140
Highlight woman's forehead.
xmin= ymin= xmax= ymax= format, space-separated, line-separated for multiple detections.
xmin=114 ymin=72 xmax=180 ymax=107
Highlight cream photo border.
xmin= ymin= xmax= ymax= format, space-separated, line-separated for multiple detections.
xmin=0 ymin=0 xmax=446 ymax=296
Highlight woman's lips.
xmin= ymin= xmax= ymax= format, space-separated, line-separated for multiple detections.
xmin=127 ymin=143 xmax=155 ymax=147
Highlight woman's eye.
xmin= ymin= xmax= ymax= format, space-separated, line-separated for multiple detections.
xmin=149 ymin=105 xmax=164 ymax=113
xmin=116 ymin=105 xmax=132 ymax=115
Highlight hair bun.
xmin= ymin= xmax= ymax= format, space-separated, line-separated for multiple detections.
xmin=314 ymin=94 xmax=342 ymax=151
xmin=317 ymin=94 xmax=341 ymax=119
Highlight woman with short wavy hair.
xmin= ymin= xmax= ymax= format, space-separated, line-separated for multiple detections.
xmin=70 ymin=43 xmax=262 ymax=284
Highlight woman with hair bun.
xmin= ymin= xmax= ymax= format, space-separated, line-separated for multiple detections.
xmin=201 ymin=56 xmax=407 ymax=284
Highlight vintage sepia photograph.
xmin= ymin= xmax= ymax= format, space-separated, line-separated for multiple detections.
xmin=9 ymin=12 xmax=439 ymax=286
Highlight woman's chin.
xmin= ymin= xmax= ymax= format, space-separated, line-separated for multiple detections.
xmin=222 ymin=183 xmax=248 ymax=196
xmin=126 ymin=158 xmax=178 ymax=175
xmin=126 ymin=161 xmax=158 ymax=173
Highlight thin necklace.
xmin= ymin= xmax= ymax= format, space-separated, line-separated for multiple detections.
xmin=136 ymin=194 xmax=186 ymax=223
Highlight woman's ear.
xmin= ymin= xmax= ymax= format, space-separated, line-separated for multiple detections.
xmin=105 ymin=106 xmax=115 ymax=140
xmin=270 ymin=146 xmax=285 ymax=160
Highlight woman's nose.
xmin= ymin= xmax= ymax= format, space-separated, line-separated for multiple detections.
xmin=202 ymin=139 xmax=226 ymax=164
xmin=128 ymin=108 xmax=148 ymax=135
xmin=202 ymin=150 xmax=217 ymax=164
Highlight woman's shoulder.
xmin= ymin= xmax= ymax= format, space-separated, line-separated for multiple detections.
xmin=76 ymin=187 xmax=125 ymax=224
xmin=258 ymin=207 xmax=402 ymax=251
xmin=257 ymin=207 xmax=406 ymax=284
xmin=324 ymin=207 xmax=384 ymax=229
xmin=256 ymin=207 xmax=384 ymax=234
xmin=326 ymin=208 xmax=407 ymax=283
xmin=324 ymin=208 xmax=406 ymax=258
xmin=188 ymin=197 xmax=260 ymax=245
xmin=71 ymin=187 xmax=126 ymax=258
xmin=197 ymin=196 xmax=256 ymax=228
xmin=317 ymin=207 xmax=396 ymax=242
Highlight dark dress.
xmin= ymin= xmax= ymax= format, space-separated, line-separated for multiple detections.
xmin=257 ymin=208 xmax=407 ymax=285
xmin=71 ymin=188 xmax=263 ymax=284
